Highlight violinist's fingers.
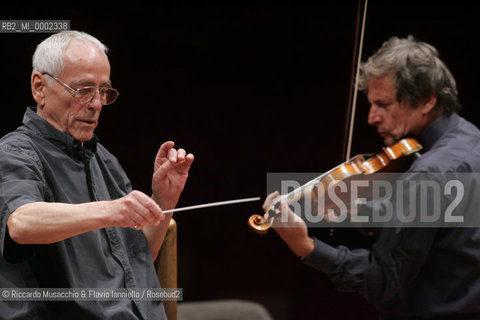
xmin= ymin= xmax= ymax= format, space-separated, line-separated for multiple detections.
xmin=262 ymin=191 xmax=280 ymax=211
xmin=273 ymin=202 xmax=312 ymax=258
xmin=278 ymin=201 xmax=305 ymax=227
xmin=325 ymin=208 xmax=344 ymax=223
xmin=324 ymin=212 xmax=333 ymax=223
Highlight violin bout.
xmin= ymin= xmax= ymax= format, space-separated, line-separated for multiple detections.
xmin=248 ymin=138 xmax=423 ymax=235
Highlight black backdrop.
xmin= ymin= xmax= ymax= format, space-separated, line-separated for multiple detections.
xmin=2 ymin=1 xmax=480 ymax=319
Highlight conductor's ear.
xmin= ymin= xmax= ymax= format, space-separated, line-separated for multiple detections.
xmin=31 ymin=72 xmax=47 ymax=107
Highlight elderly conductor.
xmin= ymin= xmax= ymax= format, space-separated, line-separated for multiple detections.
xmin=0 ymin=30 xmax=193 ymax=319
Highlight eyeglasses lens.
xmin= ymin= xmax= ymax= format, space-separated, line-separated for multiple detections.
xmin=74 ymin=87 xmax=119 ymax=105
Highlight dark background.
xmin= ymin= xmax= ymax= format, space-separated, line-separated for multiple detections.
xmin=2 ymin=1 xmax=480 ymax=319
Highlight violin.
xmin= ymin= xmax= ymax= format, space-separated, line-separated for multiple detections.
xmin=248 ymin=138 xmax=422 ymax=234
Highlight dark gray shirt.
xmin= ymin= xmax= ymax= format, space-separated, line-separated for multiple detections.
xmin=0 ymin=107 xmax=166 ymax=320
xmin=304 ymin=113 xmax=480 ymax=319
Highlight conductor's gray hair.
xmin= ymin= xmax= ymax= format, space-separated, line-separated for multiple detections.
xmin=358 ymin=35 xmax=461 ymax=114
xmin=32 ymin=30 xmax=108 ymax=79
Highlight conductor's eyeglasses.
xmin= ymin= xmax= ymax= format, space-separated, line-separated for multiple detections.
xmin=43 ymin=72 xmax=119 ymax=105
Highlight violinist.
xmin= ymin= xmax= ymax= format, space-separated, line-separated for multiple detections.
xmin=264 ymin=36 xmax=480 ymax=319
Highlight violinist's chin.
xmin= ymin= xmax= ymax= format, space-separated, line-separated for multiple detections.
xmin=380 ymin=133 xmax=396 ymax=147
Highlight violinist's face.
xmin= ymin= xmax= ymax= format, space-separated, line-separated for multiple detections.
xmin=367 ymin=74 xmax=432 ymax=146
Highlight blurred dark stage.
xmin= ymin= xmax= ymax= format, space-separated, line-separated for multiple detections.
xmin=2 ymin=1 xmax=480 ymax=319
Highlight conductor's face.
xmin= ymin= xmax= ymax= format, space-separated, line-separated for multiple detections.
xmin=367 ymin=74 xmax=427 ymax=146
xmin=39 ymin=41 xmax=112 ymax=142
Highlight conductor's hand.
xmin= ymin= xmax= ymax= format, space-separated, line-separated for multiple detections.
xmin=264 ymin=191 xmax=315 ymax=258
xmin=109 ymin=190 xmax=164 ymax=230
xmin=151 ymin=141 xmax=194 ymax=210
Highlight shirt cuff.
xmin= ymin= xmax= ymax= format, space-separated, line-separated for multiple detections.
xmin=301 ymin=237 xmax=340 ymax=273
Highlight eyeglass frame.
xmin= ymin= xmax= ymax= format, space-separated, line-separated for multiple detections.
xmin=42 ymin=72 xmax=119 ymax=105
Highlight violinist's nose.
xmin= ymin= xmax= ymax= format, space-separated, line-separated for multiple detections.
xmin=368 ymin=105 xmax=382 ymax=126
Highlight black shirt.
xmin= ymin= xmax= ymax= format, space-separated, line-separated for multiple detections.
xmin=0 ymin=107 xmax=166 ymax=320
xmin=304 ymin=113 xmax=480 ymax=319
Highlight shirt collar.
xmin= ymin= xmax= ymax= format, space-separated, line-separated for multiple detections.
xmin=417 ymin=112 xmax=459 ymax=152
xmin=23 ymin=107 xmax=98 ymax=160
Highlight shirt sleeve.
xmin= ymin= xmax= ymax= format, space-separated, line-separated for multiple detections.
xmin=303 ymin=226 xmax=438 ymax=304
xmin=303 ymin=170 xmax=442 ymax=304
xmin=0 ymin=143 xmax=51 ymax=263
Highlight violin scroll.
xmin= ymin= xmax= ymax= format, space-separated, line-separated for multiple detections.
xmin=248 ymin=214 xmax=272 ymax=235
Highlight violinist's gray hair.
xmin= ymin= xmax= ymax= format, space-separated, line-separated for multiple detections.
xmin=358 ymin=35 xmax=461 ymax=114
xmin=32 ymin=30 xmax=108 ymax=79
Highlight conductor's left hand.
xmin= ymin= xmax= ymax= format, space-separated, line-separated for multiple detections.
xmin=151 ymin=141 xmax=194 ymax=210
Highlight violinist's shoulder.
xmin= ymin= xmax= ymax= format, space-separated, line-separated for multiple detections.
xmin=411 ymin=140 xmax=480 ymax=173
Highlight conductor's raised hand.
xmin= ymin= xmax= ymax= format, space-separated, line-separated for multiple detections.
xmin=151 ymin=141 xmax=194 ymax=210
